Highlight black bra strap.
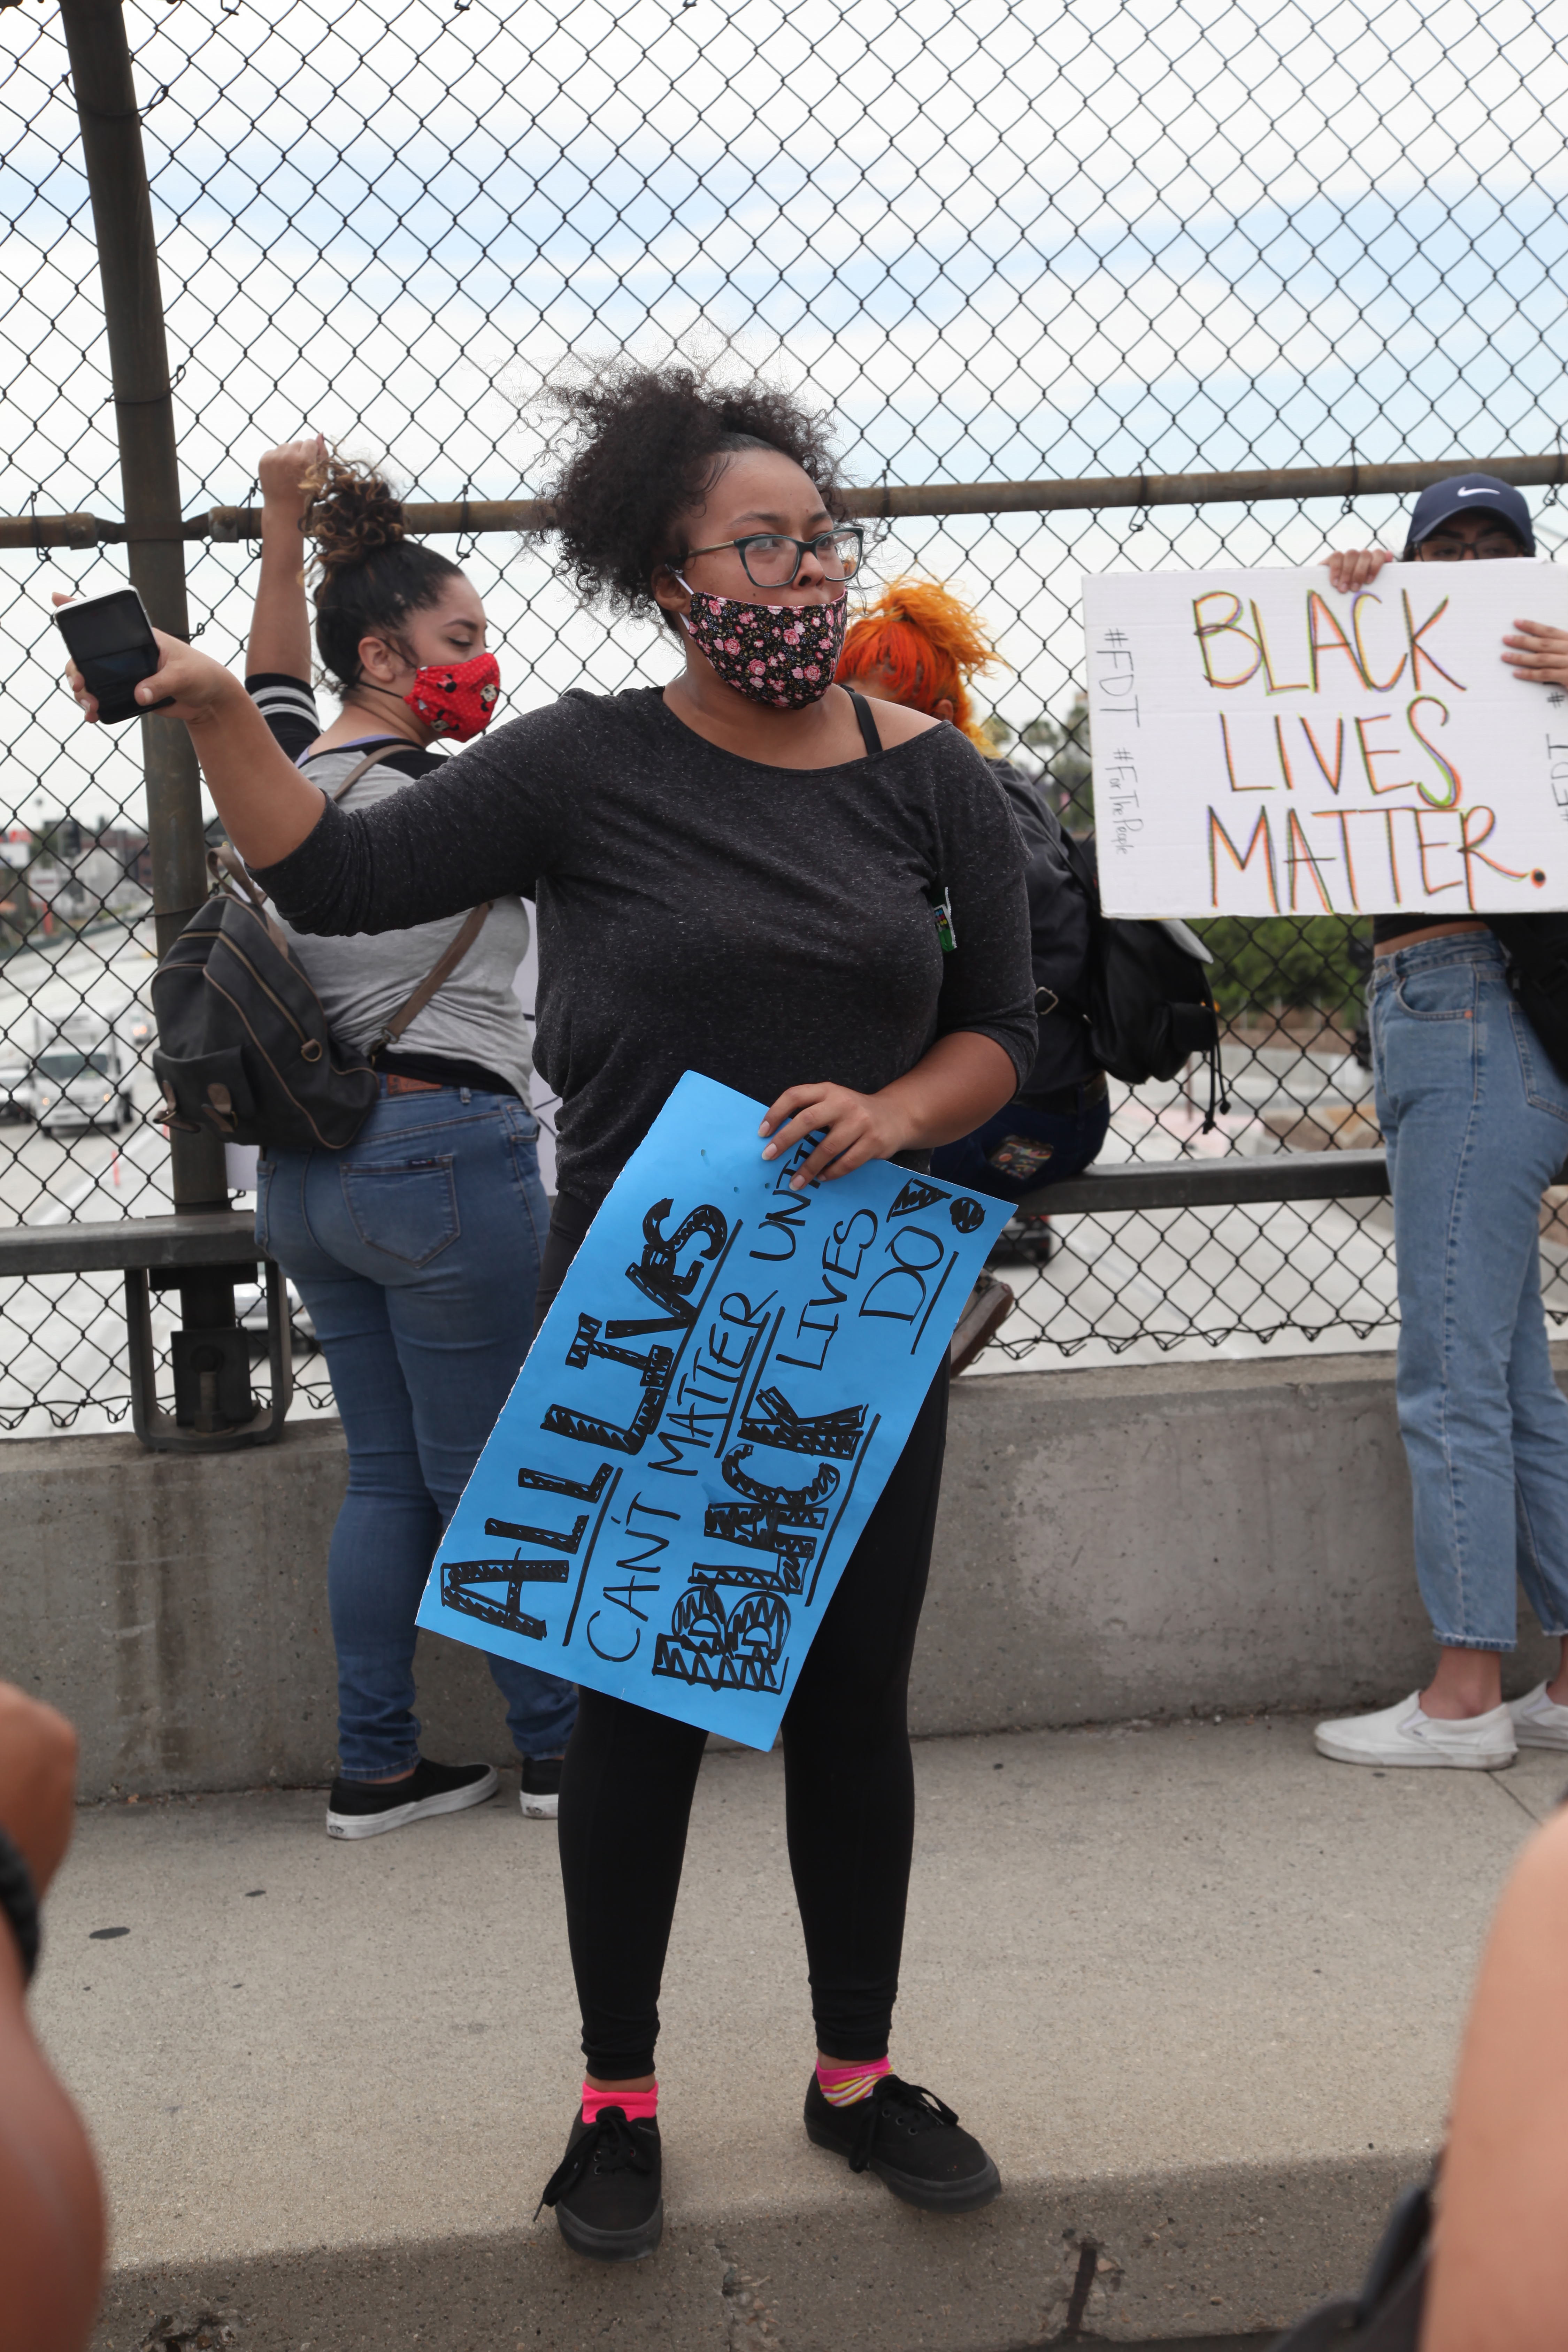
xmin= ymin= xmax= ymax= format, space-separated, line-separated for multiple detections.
xmin=847 ymin=686 xmax=882 ymax=757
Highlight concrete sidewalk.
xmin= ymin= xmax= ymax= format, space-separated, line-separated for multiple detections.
xmin=32 ymin=1715 xmax=1564 ymax=2351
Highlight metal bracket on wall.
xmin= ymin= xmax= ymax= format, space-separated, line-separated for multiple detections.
xmin=125 ymin=1256 xmax=293 ymax=1452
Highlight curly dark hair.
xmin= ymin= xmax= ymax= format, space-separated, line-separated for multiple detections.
xmin=301 ymin=450 xmax=463 ymax=691
xmin=543 ymin=361 xmax=843 ymax=625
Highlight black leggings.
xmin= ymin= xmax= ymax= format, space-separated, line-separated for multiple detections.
xmin=536 ymin=1192 xmax=951 ymax=2079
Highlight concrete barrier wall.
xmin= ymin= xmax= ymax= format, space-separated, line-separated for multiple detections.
xmin=2 ymin=1351 xmax=1556 ymax=1797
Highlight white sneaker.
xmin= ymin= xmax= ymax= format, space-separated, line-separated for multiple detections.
xmin=1508 ymin=1682 xmax=1568 ymax=1750
xmin=1314 ymin=1692 xmax=1517 ymax=1769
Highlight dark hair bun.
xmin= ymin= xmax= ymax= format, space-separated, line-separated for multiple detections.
xmin=298 ymin=448 xmax=463 ymax=693
xmin=544 ymin=360 xmax=843 ymax=620
xmin=302 ymin=452 xmax=408 ymax=577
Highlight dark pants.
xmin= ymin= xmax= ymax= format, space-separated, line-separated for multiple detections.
xmin=931 ymin=1078 xmax=1111 ymax=1204
xmin=535 ymin=1192 xmax=950 ymax=2078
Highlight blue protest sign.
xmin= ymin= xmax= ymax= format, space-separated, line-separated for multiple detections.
xmin=415 ymin=1072 xmax=1014 ymax=1748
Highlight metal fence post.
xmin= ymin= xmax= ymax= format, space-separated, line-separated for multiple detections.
xmin=59 ymin=0 xmax=226 ymax=1217
xmin=59 ymin=0 xmax=261 ymax=1445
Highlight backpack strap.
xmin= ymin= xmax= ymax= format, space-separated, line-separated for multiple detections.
xmin=303 ymin=742 xmax=495 ymax=1048
xmin=207 ymin=844 xmax=294 ymax=956
xmin=233 ymin=741 xmax=491 ymax=1057
xmin=367 ymin=901 xmax=494 ymax=1056
xmin=299 ymin=741 xmax=408 ymax=800
xmin=209 ymin=746 xmax=397 ymax=913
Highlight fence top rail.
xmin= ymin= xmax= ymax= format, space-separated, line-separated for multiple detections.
xmin=1021 ymin=1149 xmax=1391 ymax=1217
xmin=0 ymin=1212 xmax=264 ymax=1279
xmin=0 ymin=1159 xmax=1392 ymax=1281
xmin=5 ymin=455 xmax=1567 ymax=552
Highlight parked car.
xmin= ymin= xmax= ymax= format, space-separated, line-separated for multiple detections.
xmin=32 ymin=1029 xmax=135 ymax=1132
xmin=0 ymin=1015 xmax=39 ymax=1121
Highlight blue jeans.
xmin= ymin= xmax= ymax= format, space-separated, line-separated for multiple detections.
xmin=256 ymin=1083 xmax=578 ymax=1777
xmin=931 ymin=1082 xmax=1112 ymax=1204
xmin=1371 ymin=935 xmax=1568 ymax=1652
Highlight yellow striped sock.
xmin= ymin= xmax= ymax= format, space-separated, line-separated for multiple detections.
xmin=817 ymin=2057 xmax=890 ymax=2108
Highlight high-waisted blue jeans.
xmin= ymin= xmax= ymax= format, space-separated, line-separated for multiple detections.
xmin=1371 ymin=933 xmax=1568 ymax=1652
xmin=256 ymin=1083 xmax=578 ymax=1776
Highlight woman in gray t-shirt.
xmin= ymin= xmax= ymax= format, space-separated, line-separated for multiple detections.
xmin=240 ymin=439 xmax=576 ymax=1836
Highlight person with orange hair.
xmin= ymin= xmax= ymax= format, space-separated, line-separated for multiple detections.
xmin=835 ymin=576 xmax=1000 ymax=749
xmin=839 ymin=580 xmax=1108 ymax=1224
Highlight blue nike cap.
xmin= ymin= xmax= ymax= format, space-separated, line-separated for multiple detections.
xmin=1404 ymin=472 xmax=1534 ymax=556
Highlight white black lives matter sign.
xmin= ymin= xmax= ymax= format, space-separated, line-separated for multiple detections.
xmin=1083 ymin=562 xmax=1568 ymax=918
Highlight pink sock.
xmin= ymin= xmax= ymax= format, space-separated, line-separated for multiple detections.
xmin=581 ymin=2078 xmax=658 ymax=2125
xmin=815 ymin=2055 xmax=890 ymax=2108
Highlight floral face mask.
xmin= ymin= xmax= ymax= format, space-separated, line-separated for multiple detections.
xmin=676 ymin=581 xmax=848 ymax=709
xmin=404 ymin=650 xmax=501 ymax=741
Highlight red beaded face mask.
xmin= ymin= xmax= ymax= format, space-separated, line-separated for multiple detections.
xmin=404 ymin=650 xmax=500 ymax=741
xmin=676 ymin=582 xmax=847 ymax=708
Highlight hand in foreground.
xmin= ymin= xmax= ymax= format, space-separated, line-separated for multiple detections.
xmin=0 ymin=1683 xmax=77 ymax=1899
xmin=55 ymin=595 xmax=243 ymax=729
xmin=1325 ymin=546 xmax=1396 ymax=595
xmin=1502 ymin=620 xmax=1568 ymax=694
xmin=259 ymin=431 xmax=326 ymax=511
xmin=0 ymin=1686 xmax=103 ymax=2352
xmin=760 ymin=1082 xmax=916 ymax=1189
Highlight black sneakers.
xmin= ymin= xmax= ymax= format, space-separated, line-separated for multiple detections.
xmin=325 ymin=1757 xmax=499 ymax=1840
xmin=533 ymin=2077 xmax=992 ymax=2256
xmin=519 ymin=1754 xmax=564 ymax=1820
xmin=537 ymin=2107 xmax=663 ymax=2261
xmin=804 ymin=2073 xmax=1002 ymax=2212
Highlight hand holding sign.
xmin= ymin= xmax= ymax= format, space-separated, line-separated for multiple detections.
xmin=1502 ymin=620 xmax=1568 ymax=693
xmin=416 ymin=1073 xmax=1012 ymax=1748
xmin=1322 ymin=548 xmax=1568 ymax=692
xmin=759 ymin=1078 xmax=922 ymax=1189
xmin=1085 ymin=560 xmax=1568 ymax=918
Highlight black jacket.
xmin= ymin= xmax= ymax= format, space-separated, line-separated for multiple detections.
xmin=987 ymin=759 xmax=1101 ymax=1097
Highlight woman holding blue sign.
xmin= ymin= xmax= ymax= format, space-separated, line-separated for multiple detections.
xmin=64 ymin=365 xmax=1037 ymax=2261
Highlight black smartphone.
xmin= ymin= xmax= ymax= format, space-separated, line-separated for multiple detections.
xmin=54 ymin=588 xmax=172 ymax=724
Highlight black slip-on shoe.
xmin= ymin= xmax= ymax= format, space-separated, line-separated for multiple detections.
xmin=536 ymin=2107 xmax=663 ymax=2261
xmin=519 ymin=1755 xmax=563 ymax=1820
xmin=804 ymin=2073 xmax=1002 ymax=2213
xmin=325 ymin=1757 xmax=499 ymax=1840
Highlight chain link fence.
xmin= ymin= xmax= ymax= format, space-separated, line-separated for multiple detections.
xmin=1 ymin=0 xmax=1567 ymax=1430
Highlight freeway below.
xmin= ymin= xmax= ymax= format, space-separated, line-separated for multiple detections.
xmin=0 ymin=916 xmax=301 ymax=1438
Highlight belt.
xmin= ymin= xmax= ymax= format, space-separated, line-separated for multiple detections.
xmin=1020 ymin=1071 xmax=1108 ymax=1117
xmin=376 ymin=1050 xmax=521 ymax=1100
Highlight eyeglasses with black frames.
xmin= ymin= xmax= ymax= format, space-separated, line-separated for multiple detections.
xmin=1417 ymin=532 xmax=1522 ymax=561
xmin=681 ymin=524 xmax=865 ymax=589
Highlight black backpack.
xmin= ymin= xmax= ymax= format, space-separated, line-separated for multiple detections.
xmin=151 ymin=746 xmax=490 ymax=1152
xmin=1267 ymin=2180 xmax=1429 ymax=2350
xmin=1059 ymin=831 xmax=1228 ymax=1124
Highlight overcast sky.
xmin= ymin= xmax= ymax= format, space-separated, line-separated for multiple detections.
xmin=1 ymin=0 xmax=1564 ymax=829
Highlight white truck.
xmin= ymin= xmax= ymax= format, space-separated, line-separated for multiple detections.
xmin=31 ymin=1012 xmax=137 ymax=1133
